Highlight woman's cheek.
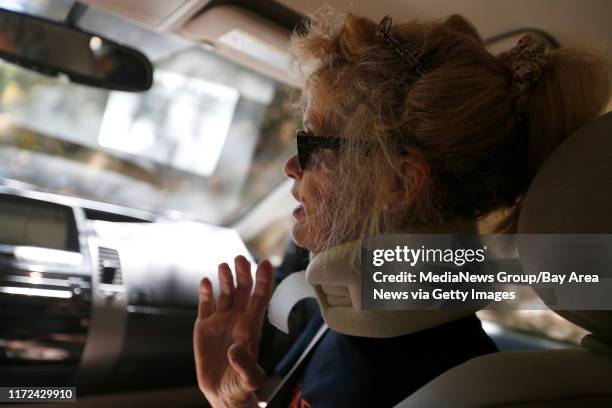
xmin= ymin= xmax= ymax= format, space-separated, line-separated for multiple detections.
xmin=291 ymin=184 xmax=321 ymax=250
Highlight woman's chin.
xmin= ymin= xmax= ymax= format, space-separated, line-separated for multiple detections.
xmin=290 ymin=222 xmax=314 ymax=251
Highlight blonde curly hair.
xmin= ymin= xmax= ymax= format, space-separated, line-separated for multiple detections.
xmin=290 ymin=9 xmax=610 ymax=254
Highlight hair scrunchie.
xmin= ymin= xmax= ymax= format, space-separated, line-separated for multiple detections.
xmin=500 ymin=34 xmax=547 ymax=113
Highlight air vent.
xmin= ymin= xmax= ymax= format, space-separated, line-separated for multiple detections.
xmin=98 ymin=247 xmax=122 ymax=285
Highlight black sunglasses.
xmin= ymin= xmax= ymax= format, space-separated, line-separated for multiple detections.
xmin=295 ymin=129 xmax=409 ymax=171
xmin=296 ymin=130 xmax=344 ymax=171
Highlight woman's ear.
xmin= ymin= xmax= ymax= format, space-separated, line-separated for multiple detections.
xmin=387 ymin=152 xmax=429 ymax=211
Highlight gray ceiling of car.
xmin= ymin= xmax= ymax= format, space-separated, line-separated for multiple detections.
xmin=80 ymin=0 xmax=611 ymax=86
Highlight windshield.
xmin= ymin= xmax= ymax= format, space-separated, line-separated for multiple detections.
xmin=0 ymin=0 xmax=298 ymax=225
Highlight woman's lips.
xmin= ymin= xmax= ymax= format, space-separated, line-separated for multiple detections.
xmin=292 ymin=204 xmax=304 ymax=218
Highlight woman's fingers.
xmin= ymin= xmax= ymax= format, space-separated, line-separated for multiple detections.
xmin=233 ymin=255 xmax=253 ymax=310
xmin=250 ymin=259 xmax=274 ymax=321
xmin=217 ymin=263 xmax=234 ymax=311
xmin=198 ymin=277 xmax=215 ymax=319
xmin=227 ymin=343 xmax=266 ymax=392
xmin=204 ymin=256 xmax=270 ymax=315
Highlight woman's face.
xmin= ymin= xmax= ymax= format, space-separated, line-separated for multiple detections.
xmin=284 ymin=98 xmax=426 ymax=253
xmin=284 ymin=104 xmax=337 ymax=254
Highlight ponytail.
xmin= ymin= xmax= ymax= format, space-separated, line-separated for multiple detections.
xmin=496 ymin=47 xmax=610 ymax=233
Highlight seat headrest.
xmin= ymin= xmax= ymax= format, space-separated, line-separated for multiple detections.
xmin=518 ymin=111 xmax=612 ymax=343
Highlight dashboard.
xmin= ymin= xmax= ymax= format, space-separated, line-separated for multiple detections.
xmin=0 ymin=186 xmax=251 ymax=394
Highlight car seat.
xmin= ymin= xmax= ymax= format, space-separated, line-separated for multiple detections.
xmin=395 ymin=112 xmax=612 ymax=407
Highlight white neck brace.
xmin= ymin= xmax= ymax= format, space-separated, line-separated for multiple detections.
xmin=268 ymin=240 xmax=474 ymax=338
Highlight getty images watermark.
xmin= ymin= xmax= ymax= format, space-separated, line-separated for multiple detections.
xmin=361 ymin=234 xmax=612 ymax=310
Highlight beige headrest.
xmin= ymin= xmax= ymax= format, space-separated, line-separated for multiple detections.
xmin=518 ymin=111 xmax=612 ymax=343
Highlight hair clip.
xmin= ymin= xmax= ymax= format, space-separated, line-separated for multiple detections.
xmin=376 ymin=15 xmax=424 ymax=76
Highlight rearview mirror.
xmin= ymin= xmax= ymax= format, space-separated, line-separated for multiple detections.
xmin=0 ymin=7 xmax=153 ymax=91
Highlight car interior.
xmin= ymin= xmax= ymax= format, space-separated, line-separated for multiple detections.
xmin=0 ymin=0 xmax=610 ymax=407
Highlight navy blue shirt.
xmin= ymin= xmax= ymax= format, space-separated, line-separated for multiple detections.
xmin=275 ymin=313 xmax=497 ymax=408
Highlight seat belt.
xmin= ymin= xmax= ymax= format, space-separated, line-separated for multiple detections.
xmin=265 ymin=323 xmax=328 ymax=408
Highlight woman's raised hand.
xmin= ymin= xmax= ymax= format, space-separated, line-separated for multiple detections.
xmin=194 ymin=255 xmax=274 ymax=408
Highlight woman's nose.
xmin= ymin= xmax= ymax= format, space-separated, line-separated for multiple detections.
xmin=284 ymin=154 xmax=302 ymax=180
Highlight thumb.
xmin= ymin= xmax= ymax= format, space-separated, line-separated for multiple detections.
xmin=227 ymin=343 xmax=266 ymax=392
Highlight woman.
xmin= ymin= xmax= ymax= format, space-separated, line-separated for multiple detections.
xmin=193 ymin=9 xmax=610 ymax=408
